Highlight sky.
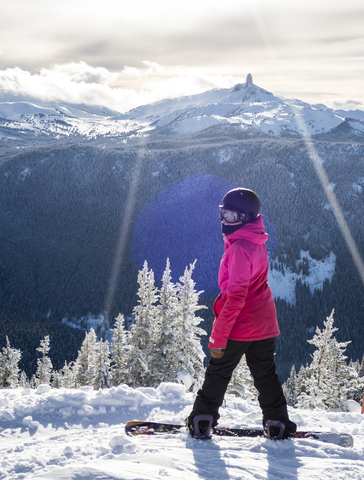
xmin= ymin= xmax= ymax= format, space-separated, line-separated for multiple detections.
xmin=0 ymin=0 xmax=363 ymax=113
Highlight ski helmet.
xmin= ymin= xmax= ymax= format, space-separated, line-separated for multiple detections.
xmin=220 ymin=188 xmax=260 ymax=223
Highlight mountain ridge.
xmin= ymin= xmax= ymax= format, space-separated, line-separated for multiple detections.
xmin=1 ymin=74 xmax=364 ymax=139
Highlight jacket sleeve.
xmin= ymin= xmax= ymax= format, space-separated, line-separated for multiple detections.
xmin=209 ymin=243 xmax=252 ymax=349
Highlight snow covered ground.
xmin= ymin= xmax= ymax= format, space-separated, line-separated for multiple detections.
xmin=1 ymin=383 xmax=363 ymax=479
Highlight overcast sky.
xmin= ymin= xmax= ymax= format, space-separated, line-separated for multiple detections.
xmin=0 ymin=0 xmax=363 ymax=112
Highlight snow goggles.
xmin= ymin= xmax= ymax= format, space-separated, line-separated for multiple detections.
xmin=218 ymin=206 xmax=243 ymax=223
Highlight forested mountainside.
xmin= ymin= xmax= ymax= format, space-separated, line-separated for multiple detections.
xmin=0 ymin=124 xmax=363 ymax=379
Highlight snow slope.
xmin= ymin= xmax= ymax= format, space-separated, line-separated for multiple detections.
xmin=1 ymin=383 xmax=363 ymax=479
xmin=0 ymin=101 xmax=146 ymax=138
xmin=268 ymin=251 xmax=336 ymax=305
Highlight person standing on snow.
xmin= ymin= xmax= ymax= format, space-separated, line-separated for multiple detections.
xmin=186 ymin=188 xmax=296 ymax=439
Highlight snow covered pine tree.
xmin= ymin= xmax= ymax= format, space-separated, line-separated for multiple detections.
xmin=174 ymin=261 xmax=207 ymax=391
xmin=94 ymin=338 xmax=112 ymax=389
xmin=0 ymin=336 xmax=21 ymax=388
xmin=110 ymin=313 xmax=130 ymax=387
xmin=297 ymin=310 xmax=359 ymax=411
xmin=124 ymin=261 xmax=159 ymax=387
xmin=73 ymin=329 xmax=98 ymax=388
xmin=146 ymin=258 xmax=180 ymax=386
xmin=34 ymin=336 xmax=53 ymax=386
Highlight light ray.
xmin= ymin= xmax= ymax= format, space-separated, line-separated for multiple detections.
xmin=103 ymin=151 xmax=144 ymax=321
xmin=247 ymin=0 xmax=364 ymax=286
xmin=293 ymin=109 xmax=364 ymax=286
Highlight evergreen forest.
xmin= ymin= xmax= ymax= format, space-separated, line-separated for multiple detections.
xmin=0 ymin=124 xmax=363 ymax=381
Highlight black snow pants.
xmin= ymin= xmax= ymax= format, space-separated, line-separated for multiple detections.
xmin=190 ymin=337 xmax=296 ymax=434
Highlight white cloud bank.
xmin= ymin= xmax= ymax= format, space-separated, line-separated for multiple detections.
xmin=0 ymin=61 xmax=246 ymax=113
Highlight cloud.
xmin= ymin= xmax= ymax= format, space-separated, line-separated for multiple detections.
xmin=47 ymin=62 xmax=118 ymax=85
xmin=0 ymin=61 xmax=245 ymax=113
xmin=0 ymin=1 xmax=363 ymax=111
xmin=326 ymin=99 xmax=364 ymax=112
xmin=1 ymin=60 xmax=363 ymax=115
xmin=121 ymin=61 xmax=173 ymax=80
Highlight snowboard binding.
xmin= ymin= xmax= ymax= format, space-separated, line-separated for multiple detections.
xmin=187 ymin=414 xmax=214 ymax=439
xmin=265 ymin=420 xmax=286 ymax=440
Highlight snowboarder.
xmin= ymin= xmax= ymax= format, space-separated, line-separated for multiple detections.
xmin=186 ymin=188 xmax=297 ymax=439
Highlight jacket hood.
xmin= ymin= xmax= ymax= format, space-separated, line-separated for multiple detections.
xmin=223 ymin=214 xmax=268 ymax=246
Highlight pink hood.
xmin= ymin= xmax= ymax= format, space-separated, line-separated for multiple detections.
xmin=209 ymin=215 xmax=279 ymax=349
xmin=224 ymin=214 xmax=269 ymax=246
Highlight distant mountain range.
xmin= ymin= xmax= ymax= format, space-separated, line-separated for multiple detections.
xmin=1 ymin=74 xmax=364 ymax=139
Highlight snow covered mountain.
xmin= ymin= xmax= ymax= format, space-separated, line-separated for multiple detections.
xmin=118 ymin=73 xmax=364 ymax=137
xmin=1 ymin=74 xmax=364 ymax=138
xmin=0 ymin=101 xmax=141 ymax=138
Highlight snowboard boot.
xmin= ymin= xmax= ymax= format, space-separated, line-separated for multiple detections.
xmin=264 ymin=419 xmax=297 ymax=439
xmin=185 ymin=415 xmax=213 ymax=439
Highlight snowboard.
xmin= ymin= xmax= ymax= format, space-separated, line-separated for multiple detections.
xmin=125 ymin=421 xmax=353 ymax=448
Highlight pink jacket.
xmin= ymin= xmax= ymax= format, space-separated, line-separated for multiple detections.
xmin=209 ymin=215 xmax=279 ymax=349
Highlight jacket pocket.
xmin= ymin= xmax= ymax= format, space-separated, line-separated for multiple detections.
xmin=213 ymin=293 xmax=225 ymax=316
